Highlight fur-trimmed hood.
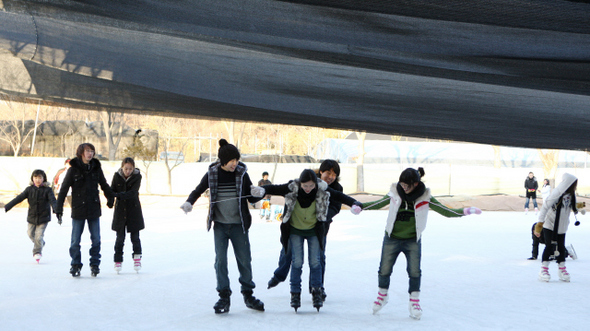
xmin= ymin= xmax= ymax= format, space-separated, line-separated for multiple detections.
xmin=281 ymin=178 xmax=330 ymax=223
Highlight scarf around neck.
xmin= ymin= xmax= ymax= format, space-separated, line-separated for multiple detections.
xmin=396 ymin=182 xmax=426 ymax=204
xmin=297 ymin=186 xmax=318 ymax=208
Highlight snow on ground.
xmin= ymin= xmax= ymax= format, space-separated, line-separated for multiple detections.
xmin=1 ymin=205 xmax=588 ymax=331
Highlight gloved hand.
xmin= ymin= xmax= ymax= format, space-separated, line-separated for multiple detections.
xmin=351 ymin=201 xmax=363 ymax=215
xmin=251 ymin=185 xmax=266 ymax=198
xmin=180 ymin=201 xmax=193 ymax=214
xmin=579 ymin=209 xmax=586 ymax=215
xmin=463 ymin=207 xmax=482 ymax=216
xmin=56 ymin=213 xmax=63 ymax=225
xmin=107 ymin=199 xmax=114 ymax=209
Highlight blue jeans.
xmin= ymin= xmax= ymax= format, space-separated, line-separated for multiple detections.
xmin=70 ymin=218 xmax=101 ymax=267
xmin=274 ymin=233 xmax=328 ymax=287
xmin=289 ymin=233 xmax=321 ymax=293
xmin=213 ymin=222 xmax=255 ymax=292
xmin=525 ymin=197 xmax=538 ymax=209
xmin=378 ymin=235 xmax=422 ymax=293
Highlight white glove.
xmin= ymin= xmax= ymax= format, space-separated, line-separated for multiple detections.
xmin=580 ymin=209 xmax=586 ymax=215
xmin=351 ymin=205 xmax=362 ymax=215
xmin=463 ymin=207 xmax=482 ymax=216
xmin=251 ymin=185 xmax=266 ymax=198
xmin=180 ymin=202 xmax=193 ymax=214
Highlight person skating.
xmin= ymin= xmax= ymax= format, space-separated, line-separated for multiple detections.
xmin=363 ymin=167 xmax=481 ymax=319
xmin=180 ymin=139 xmax=264 ymax=314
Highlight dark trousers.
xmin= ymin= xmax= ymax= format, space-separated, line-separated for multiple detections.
xmin=541 ymin=228 xmax=566 ymax=263
xmin=114 ymin=228 xmax=142 ymax=263
xmin=530 ymin=223 xmax=545 ymax=259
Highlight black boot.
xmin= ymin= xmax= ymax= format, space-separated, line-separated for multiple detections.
xmin=267 ymin=276 xmax=282 ymax=289
xmin=90 ymin=265 xmax=100 ymax=277
xmin=242 ymin=290 xmax=264 ymax=311
xmin=311 ymin=287 xmax=323 ymax=311
xmin=290 ymin=292 xmax=301 ymax=312
xmin=214 ymin=289 xmax=231 ymax=314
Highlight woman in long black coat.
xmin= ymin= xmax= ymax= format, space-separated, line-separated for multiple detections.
xmin=109 ymin=157 xmax=145 ymax=273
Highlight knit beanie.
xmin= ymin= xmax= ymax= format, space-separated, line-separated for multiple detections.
xmin=218 ymin=139 xmax=240 ymax=165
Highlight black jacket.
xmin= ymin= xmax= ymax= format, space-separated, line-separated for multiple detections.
xmin=109 ymin=168 xmax=145 ymax=233
xmin=56 ymin=157 xmax=114 ymax=219
xmin=5 ymin=183 xmax=57 ymax=225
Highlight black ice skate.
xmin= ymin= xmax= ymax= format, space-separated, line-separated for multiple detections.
xmin=90 ymin=265 xmax=100 ymax=277
xmin=70 ymin=264 xmax=82 ymax=277
xmin=242 ymin=290 xmax=264 ymax=311
xmin=214 ymin=289 xmax=231 ymax=314
xmin=290 ymin=292 xmax=301 ymax=312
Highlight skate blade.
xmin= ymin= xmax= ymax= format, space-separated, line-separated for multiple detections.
xmin=410 ymin=315 xmax=422 ymax=320
xmin=214 ymin=308 xmax=229 ymax=314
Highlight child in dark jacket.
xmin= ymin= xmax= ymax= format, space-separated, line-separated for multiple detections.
xmin=108 ymin=157 xmax=145 ymax=274
xmin=5 ymin=169 xmax=58 ymax=263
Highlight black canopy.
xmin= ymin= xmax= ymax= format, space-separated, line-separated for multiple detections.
xmin=1 ymin=0 xmax=589 ymax=150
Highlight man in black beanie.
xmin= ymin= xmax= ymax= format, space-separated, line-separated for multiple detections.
xmin=181 ymin=139 xmax=264 ymax=314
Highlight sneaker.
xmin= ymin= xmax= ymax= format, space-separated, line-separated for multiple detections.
xmin=558 ymin=262 xmax=570 ymax=282
xmin=409 ymin=292 xmax=422 ymax=320
xmin=372 ymin=288 xmax=389 ymax=314
xmin=133 ymin=254 xmax=142 ymax=272
xmin=34 ymin=253 xmax=42 ymax=264
xmin=114 ymin=262 xmax=122 ymax=274
xmin=539 ymin=262 xmax=550 ymax=282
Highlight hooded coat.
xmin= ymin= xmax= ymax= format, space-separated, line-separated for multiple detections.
xmin=56 ymin=157 xmax=114 ymax=219
xmin=5 ymin=182 xmax=57 ymax=225
xmin=109 ymin=168 xmax=145 ymax=232
xmin=537 ymin=173 xmax=578 ymax=235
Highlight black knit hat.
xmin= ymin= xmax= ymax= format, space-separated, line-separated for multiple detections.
xmin=218 ymin=139 xmax=240 ymax=165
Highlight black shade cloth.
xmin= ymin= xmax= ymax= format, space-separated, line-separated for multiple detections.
xmin=1 ymin=0 xmax=589 ymax=150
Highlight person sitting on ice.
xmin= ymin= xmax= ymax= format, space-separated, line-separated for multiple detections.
xmin=362 ymin=167 xmax=481 ymax=320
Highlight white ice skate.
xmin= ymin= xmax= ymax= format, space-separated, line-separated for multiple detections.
xmin=409 ymin=292 xmax=422 ymax=320
xmin=558 ymin=262 xmax=570 ymax=282
xmin=372 ymin=288 xmax=389 ymax=314
xmin=34 ymin=253 xmax=41 ymax=264
xmin=133 ymin=254 xmax=142 ymax=272
xmin=539 ymin=262 xmax=550 ymax=282
xmin=566 ymin=244 xmax=577 ymax=260
xmin=114 ymin=262 xmax=122 ymax=274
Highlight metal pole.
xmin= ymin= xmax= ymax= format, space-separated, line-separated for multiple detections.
xmin=30 ymin=101 xmax=40 ymax=155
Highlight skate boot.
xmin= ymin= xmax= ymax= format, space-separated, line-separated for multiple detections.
xmin=90 ymin=265 xmax=100 ymax=277
xmin=214 ymin=289 xmax=231 ymax=314
xmin=558 ymin=262 xmax=570 ymax=282
xmin=267 ymin=276 xmax=282 ymax=289
xmin=372 ymin=288 xmax=389 ymax=314
xmin=70 ymin=264 xmax=82 ymax=277
xmin=114 ymin=262 xmax=122 ymax=274
xmin=34 ymin=253 xmax=42 ymax=264
xmin=538 ymin=261 xmax=550 ymax=282
xmin=290 ymin=292 xmax=301 ymax=312
xmin=409 ymin=291 xmax=422 ymax=320
xmin=242 ymin=290 xmax=264 ymax=311
xmin=133 ymin=254 xmax=142 ymax=272
xmin=566 ymin=244 xmax=577 ymax=260
xmin=311 ymin=287 xmax=323 ymax=311
xmin=535 ymin=207 xmax=539 ymax=215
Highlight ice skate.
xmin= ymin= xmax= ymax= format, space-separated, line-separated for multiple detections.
xmin=90 ymin=265 xmax=100 ymax=277
xmin=214 ymin=289 xmax=231 ymax=314
xmin=290 ymin=292 xmax=301 ymax=312
xmin=114 ymin=262 xmax=122 ymax=274
xmin=242 ymin=290 xmax=264 ymax=311
xmin=133 ymin=254 xmax=142 ymax=272
xmin=566 ymin=244 xmax=577 ymax=260
xmin=70 ymin=264 xmax=82 ymax=277
xmin=524 ymin=208 xmax=528 ymax=214
xmin=267 ymin=276 xmax=282 ymax=289
xmin=558 ymin=262 xmax=570 ymax=282
xmin=534 ymin=207 xmax=539 ymax=215
xmin=538 ymin=262 xmax=550 ymax=282
xmin=372 ymin=288 xmax=388 ymax=314
xmin=34 ymin=253 xmax=41 ymax=264
xmin=409 ymin=292 xmax=422 ymax=320
xmin=311 ymin=287 xmax=323 ymax=311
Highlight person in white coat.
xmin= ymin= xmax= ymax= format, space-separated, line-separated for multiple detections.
xmin=535 ymin=173 xmax=579 ymax=282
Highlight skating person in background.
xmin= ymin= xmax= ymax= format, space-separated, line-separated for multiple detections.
xmin=252 ymin=168 xmax=362 ymax=312
xmin=4 ymin=170 xmax=58 ymax=263
xmin=540 ymin=178 xmax=551 ymax=206
xmin=535 ymin=173 xmax=579 ymax=282
xmin=267 ymin=159 xmax=343 ymax=303
xmin=56 ymin=143 xmax=115 ymax=277
xmin=108 ymin=157 xmax=145 ymax=274
xmin=363 ymin=167 xmax=481 ymax=320
xmin=258 ymin=171 xmax=272 ymax=221
xmin=180 ymin=139 xmax=264 ymax=314
xmin=524 ymin=172 xmax=539 ymax=214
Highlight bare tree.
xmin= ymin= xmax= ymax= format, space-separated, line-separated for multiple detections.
xmin=0 ymin=94 xmax=41 ymax=156
xmin=100 ymin=110 xmax=125 ymax=160
xmin=122 ymin=130 xmax=157 ymax=193
xmin=223 ymin=120 xmax=246 ymax=149
xmin=538 ymin=149 xmax=559 ymax=184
